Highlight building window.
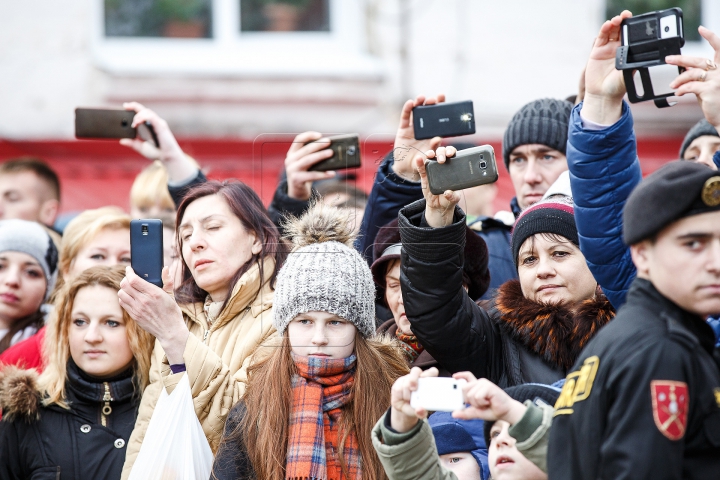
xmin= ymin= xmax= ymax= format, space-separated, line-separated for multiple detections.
xmin=605 ymin=0 xmax=702 ymax=41
xmin=239 ymin=0 xmax=330 ymax=32
xmin=104 ymin=0 xmax=213 ymax=38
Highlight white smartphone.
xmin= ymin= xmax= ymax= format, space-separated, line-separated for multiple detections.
xmin=410 ymin=377 xmax=467 ymax=412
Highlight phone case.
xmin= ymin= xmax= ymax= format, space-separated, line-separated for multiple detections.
xmin=130 ymin=219 xmax=164 ymax=288
xmin=307 ymin=134 xmax=361 ymax=172
xmin=75 ymin=108 xmax=137 ymax=140
xmin=426 ymin=145 xmax=499 ymax=195
xmin=412 ymin=101 xmax=475 ymax=140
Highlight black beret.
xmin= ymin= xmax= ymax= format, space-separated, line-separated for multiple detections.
xmin=623 ymin=161 xmax=720 ymax=245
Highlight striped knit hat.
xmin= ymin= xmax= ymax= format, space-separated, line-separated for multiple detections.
xmin=511 ymin=195 xmax=578 ymax=267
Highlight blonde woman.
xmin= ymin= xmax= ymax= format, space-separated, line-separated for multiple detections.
xmin=0 ymin=207 xmax=131 ymax=371
xmin=129 ymin=161 xmax=175 ymax=220
xmin=0 ymin=266 xmax=154 ymax=480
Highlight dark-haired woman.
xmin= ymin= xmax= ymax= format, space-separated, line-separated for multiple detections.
xmin=118 ymin=180 xmax=288 ymax=478
xmin=398 ymin=147 xmax=615 ymax=387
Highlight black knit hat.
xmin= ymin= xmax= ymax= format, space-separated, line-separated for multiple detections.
xmin=623 ymin=161 xmax=720 ymax=245
xmin=502 ymin=98 xmax=573 ymax=170
xmin=483 ymin=383 xmax=561 ymax=446
xmin=371 ymin=218 xmax=491 ymax=301
xmin=511 ymin=196 xmax=578 ymax=267
xmin=679 ymin=119 xmax=719 ymax=159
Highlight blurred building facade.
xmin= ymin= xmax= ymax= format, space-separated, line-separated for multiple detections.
xmin=0 ymin=0 xmax=718 ymax=213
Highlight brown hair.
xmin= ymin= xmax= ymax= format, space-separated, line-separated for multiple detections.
xmin=174 ymin=180 xmax=289 ymax=309
xmin=129 ymin=161 xmax=175 ymax=214
xmin=226 ymin=333 xmax=409 ymax=480
xmin=0 ymin=158 xmax=60 ymax=201
xmin=39 ymin=265 xmax=154 ymax=408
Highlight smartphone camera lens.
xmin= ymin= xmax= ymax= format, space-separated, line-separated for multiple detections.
xmin=453 ymin=384 xmax=457 ymax=390
xmin=347 ymin=145 xmax=356 ymax=155
xmin=122 ymin=119 xmax=129 ymax=127
xmin=142 ymin=224 xmax=148 ymax=236
xmin=479 ymin=161 xmax=487 ymax=169
xmin=664 ymin=26 xmax=670 ymax=32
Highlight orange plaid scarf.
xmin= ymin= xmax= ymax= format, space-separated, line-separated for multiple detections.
xmin=286 ymin=353 xmax=360 ymax=480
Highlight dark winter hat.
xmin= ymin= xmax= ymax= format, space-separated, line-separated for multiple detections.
xmin=483 ymin=383 xmax=562 ymax=446
xmin=502 ymin=98 xmax=573 ymax=170
xmin=511 ymin=196 xmax=578 ymax=267
xmin=371 ymin=218 xmax=491 ymax=301
xmin=623 ymin=161 xmax=720 ymax=245
xmin=679 ymin=119 xmax=719 ymax=159
xmin=429 ymin=412 xmax=489 ymax=478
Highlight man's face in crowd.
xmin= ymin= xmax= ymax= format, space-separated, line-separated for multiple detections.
xmin=508 ymin=144 xmax=568 ymax=209
xmin=683 ymin=135 xmax=720 ymax=170
xmin=631 ymin=210 xmax=720 ymax=318
xmin=0 ymin=171 xmax=58 ymax=226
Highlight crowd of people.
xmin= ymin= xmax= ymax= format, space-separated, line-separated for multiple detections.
xmin=0 ymin=9 xmax=719 ymax=480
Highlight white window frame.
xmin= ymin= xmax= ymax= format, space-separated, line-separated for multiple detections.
xmin=90 ymin=0 xmax=382 ymax=78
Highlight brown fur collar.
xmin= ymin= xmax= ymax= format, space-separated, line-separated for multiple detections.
xmin=495 ymin=280 xmax=615 ymax=371
xmin=0 ymin=366 xmax=41 ymax=422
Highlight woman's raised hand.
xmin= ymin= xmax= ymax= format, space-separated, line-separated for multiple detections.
xmin=390 ymin=367 xmax=439 ymax=433
xmin=416 ymin=146 xmax=461 ymax=228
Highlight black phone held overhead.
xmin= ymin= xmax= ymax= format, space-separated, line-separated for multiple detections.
xmin=412 ymin=101 xmax=476 ymax=140
xmin=425 ymin=145 xmax=499 ymax=195
xmin=75 ymin=108 xmax=160 ymax=147
xmin=130 ymin=219 xmax=164 ymax=288
xmin=615 ymin=8 xmax=685 ymax=108
xmin=307 ymin=134 xmax=361 ymax=172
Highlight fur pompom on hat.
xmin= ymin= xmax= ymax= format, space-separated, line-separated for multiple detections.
xmin=273 ymin=202 xmax=376 ymax=338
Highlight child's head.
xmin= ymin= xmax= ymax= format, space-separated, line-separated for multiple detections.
xmin=429 ymin=412 xmax=489 ymax=480
xmin=484 ymin=383 xmax=560 ymax=480
xmin=273 ymin=202 xmax=375 ymax=358
xmin=40 ymin=265 xmax=154 ymax=406
xmin=129 ymin=161 xmax=175 ymax=220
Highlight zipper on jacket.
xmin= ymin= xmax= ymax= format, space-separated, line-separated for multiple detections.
xmin=203 ymin=329 xmax=210 ymax=344
xmin=101 ymin=382 xmax=113 ymax=427
xmin=56 ymin=466 xmax=61 ymax=480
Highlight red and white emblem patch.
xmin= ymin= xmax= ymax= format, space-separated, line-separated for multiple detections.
xmin=650 ymin=380 xmax=689 ymax=441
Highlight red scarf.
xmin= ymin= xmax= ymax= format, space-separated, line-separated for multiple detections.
xmin=286 ymin=353 xmax=361 ymax=480
xmin=395 ymin=330 xmax=424 ymax=363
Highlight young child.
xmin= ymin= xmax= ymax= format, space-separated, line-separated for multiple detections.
xmin=212 ymin=203 xmax=409 ymax=480
xmin=0 ymin=266 xmax=154 ymax=479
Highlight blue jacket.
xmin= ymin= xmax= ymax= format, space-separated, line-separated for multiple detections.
xmin=566 ymin=101 xmax=642 ymax=310
xmin=568 ymin=103 xmax=720 ymax=345
xmin=358 ymin=152 xmax=517 ymax=297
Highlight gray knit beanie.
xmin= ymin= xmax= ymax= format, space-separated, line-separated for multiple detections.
xmin=272 ymin=203 xmax=376 ymax=338
xmin=502 ymin=98 xmax=573 ymax=170
xmin=0 ymin=219 xmax=58 ymax=299
xmin=679 ymin=119 xmax=719 ymax=159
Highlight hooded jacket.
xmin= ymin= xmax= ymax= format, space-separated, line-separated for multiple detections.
xmin=0 ymin=361 xmax=139 ymax=480
xmin=121 ymin=259 xmax=277 ymax=479
xmin=399 ymin=199 xmax=614 ymax=386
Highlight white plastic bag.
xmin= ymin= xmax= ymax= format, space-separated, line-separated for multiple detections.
xmin=129 ymin=373 xmax=213 ymax=480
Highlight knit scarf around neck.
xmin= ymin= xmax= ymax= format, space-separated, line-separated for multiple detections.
xmin=286 ymin=353 xmax=360 ymax=480
xmin=395 ymin=330 xmax=424 ymax=363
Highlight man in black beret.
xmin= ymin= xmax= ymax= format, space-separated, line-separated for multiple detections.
xmin=548 ymin=160 xmax=720 ymax=479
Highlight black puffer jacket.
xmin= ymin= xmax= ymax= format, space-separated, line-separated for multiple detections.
xmin=0 ymin=360 xmax=140 ymax=480
xmin=399 ymin=199 xmax=614 ymax=387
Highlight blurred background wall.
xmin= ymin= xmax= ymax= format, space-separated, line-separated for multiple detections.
xmin=1 ymin=0 xmax=718 ymax=213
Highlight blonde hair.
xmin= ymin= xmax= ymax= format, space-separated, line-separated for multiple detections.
xmin=59 ymin=206 xmax=131 ymax=273
xmin=130 ymin=161 xmax=174 ymax=213
xmin=39 ymin=265 xmax=154 ymax=408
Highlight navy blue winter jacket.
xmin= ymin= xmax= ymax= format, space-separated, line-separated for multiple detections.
xmin=566 ymin=101 xmax=642 ymax=310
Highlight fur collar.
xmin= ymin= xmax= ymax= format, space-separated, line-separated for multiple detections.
xmin=0 ymin=366 xmax=41 ymax=421
xmin=495 ymin=280 xmax=615 ymax=371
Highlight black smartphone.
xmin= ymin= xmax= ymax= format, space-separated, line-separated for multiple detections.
xmin=75 ymin=108 xmax=160 ymax=147
xmin=412 ymin=101 xmax=475 ymax=140
xmin=130 ymin=219 xmax=164 ymax=288
xmin=307 ymin=134 xmax=361 ymax=172
xmin=425 ymin=145 xmax=499 ymax=195
xmin=615 ymin=8 xmax=685 ymax=107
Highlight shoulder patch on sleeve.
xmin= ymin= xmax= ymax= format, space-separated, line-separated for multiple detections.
xmin=651 ymin=380 xmax=688 ymax=441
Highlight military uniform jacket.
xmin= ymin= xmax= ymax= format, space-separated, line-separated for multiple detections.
xmin=548 ymin=278 xmax=720 ymax=479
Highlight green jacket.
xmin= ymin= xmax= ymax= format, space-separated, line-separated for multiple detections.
xmin=371 ymin=402 xmax=554 ymax=480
